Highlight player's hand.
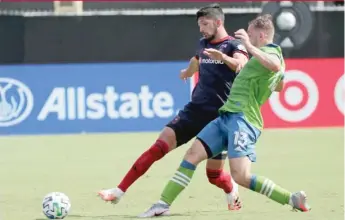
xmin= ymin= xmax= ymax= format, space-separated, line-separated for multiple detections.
xmin=236 ymin=62 xmax=244 ymax=73
xmin=235 ymin=29 xmax=251 ymax=48
xmin=179 ymin=69 xmax=190 ymax=82
xmin=203 ymin=48 xmax=225 ymax=61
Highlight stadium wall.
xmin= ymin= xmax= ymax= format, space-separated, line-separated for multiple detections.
xmin=0 ymin=12 xmax=343 ymax=135
xmin=0 ymin=12 xmax=343 ymax=64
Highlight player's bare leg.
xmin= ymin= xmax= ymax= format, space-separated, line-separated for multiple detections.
xmin=229 ymin=157 xmax=311 ymax=212
xmin=206 ymin=158 xmax=241 ymax=210
xmin=139 ymin=139 xmax=208 ymax=217
xmin=98 ymin=127 xmax=177 ymax=204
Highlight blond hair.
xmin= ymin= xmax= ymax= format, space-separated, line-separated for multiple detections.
xmin=249 ymin=14 xmax=275 ymax=38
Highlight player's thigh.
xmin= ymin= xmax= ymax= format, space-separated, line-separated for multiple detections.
xmin=165 ymin=105 xmax=215 ymax=148
xmin=226 ymin=113 xmax=261 ymax=163
xmin=196 ymin=117 xmax=226 ymax=159
xmin=164 ymin=109 xmax=193 ymax=149
xmin=206 ymin=151 xmax=227 ymax=169
xmin=183 ymin=139 xmax=209 ymax=165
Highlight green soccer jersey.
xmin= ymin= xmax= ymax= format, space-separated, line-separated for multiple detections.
xmin=219 ymin=44 xmax=285 ymax=130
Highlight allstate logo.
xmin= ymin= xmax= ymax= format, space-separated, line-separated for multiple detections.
xmin=0 ymin=78 xmax=34 ymax=127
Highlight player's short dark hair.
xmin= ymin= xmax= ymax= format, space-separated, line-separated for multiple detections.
xmin=196 ymin=3 xmax=225 ymax=22
xmin=249 ymin=14 xmax=275 ymax=32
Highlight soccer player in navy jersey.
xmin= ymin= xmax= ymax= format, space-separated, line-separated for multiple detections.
xmin=98 ymin=3 xmax=248 ymax=211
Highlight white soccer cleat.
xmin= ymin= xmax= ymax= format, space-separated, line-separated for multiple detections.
xmin=138 ymin=202 xmax=170 ymax=218
xmin=226 ymin=179 xmax=242 ymax=210
xmin=290 ymin=191 xmax=311 ymax=212
xmin=97 ymin=188 xmax=124 ymax=204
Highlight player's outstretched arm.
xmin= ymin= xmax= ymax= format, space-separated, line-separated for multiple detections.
xmin=180 ymin=57 xmax=199 ymax=80
xmin=203 ymin=48 xmax=247 ymax=72
xmin=188 ymin=56 xmax=199 ymax=73
xmin=246 ymin=44 xmax=281 ymax=72
xmin=222 ymin=52 xmax=248 ymax=72
xmin=235 ymin=28 xmax=281 ymax=72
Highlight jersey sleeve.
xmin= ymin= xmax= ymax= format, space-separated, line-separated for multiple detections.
xmin=261 ymin=46 xmax=283 ymax=62
xmin=262 ymin=46 xmax=285 ymax=74
xmin=228 ymin=39 xmax=249 ymax=58
xmin=268 ymin=70 xmax=285 ymax=92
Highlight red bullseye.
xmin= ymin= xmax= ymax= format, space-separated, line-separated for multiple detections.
xmin=279 ymin=81 xmax=308 ymax=111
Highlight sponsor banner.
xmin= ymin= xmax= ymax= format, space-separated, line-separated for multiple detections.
xmin=192 ymin=58 xmax=344 ymax=128
xmin=0 ymin=62 xmax=190 ymax=135
xmin=1 ymin=58 xmax=343 ymax=135
xmin=263 ymin=58 xmax=344 ymax=128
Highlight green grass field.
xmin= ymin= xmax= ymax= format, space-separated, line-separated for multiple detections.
xmin=0 ymin=128 xmax=343 ymax=220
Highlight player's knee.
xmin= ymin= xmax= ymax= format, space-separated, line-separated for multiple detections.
xmin=148 ymin=139 xmax=170 ymax=160
xmin=184 ymin=147 xmax=199 ymax=164
xmin=229 ymin=156 xmax=252 ymax=187
xmin=206 ymin=169 xmax=221 ymax=184
xmin=159 ymin=127 xmax=177 ymax=151
xmin=184 ymin=142 xmax=207 ymax=165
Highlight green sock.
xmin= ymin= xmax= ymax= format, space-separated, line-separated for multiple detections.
xmin=249 ymin=175 xmax=292 ymax=205
xmin=160 ymin=160 xmax=196 ymax=205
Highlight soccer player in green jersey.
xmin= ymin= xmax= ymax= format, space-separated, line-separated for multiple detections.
xmin=139 ymin=14 xmax=310 ymax=217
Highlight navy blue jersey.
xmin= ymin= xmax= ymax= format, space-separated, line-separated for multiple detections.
xmin=192 ymin=36 xmax=248 ymax=112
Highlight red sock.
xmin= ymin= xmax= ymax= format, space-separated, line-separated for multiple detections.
xmin=118 ymin=139 xmax=169 ymax=192
xmin=206 ymin=169 xmax=233 ymax=194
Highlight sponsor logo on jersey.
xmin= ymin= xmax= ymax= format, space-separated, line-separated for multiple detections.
xmin=200 ymin=58 xmax=224 ymax=65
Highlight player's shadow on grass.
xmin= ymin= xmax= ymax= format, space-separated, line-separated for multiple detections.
xmin=35 ymin=213 xmax=193 ymax=220
xmin=63 ymin=213 xmax=188 ymax=219
xmin=69 ymin=214 xmax=136 ymax=219
xmin=35 ymin=211 xmax=213 ymax=220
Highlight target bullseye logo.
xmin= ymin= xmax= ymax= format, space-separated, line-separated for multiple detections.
xmin=334 ymin=74 xmax=344 ymax=115
xmin=269 ymin=70 xmax=319 ymax=122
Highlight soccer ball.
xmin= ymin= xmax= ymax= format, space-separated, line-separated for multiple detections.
xmin=276 ymin=11 xmax=297 ymax=31
xmin=42 ymin=192 xmax=71 ymax=219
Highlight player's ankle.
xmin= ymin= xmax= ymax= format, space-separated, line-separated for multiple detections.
xmin=115 ymin=187 xmax=125 ymax=196
xmin=158 ymin=200 xmax=169 ymax=206
xmin=288 ymin=196 xmax=294 ymax=206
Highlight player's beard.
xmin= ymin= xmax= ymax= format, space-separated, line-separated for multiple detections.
xmin=204 ymin=28 xmax=217 ymax=41
xmin=202 ymin=25 xmax=218 ymax=41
